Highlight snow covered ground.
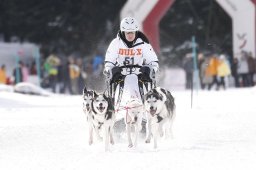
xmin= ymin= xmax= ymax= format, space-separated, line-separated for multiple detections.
xmin=1 ymin=86 xmax=256 ymax=170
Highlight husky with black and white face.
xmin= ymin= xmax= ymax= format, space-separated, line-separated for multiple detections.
xmin=83 ymin=88 xmax=95 ymax=120
xmin=91 ymin=92 xmax=115 ymax=151
xmin=144 ymin=87 xmax=176 ymax=149
xmin=82 ymin=87 xmax=96 ymax=145
xmin=82 ymin=86 xmax=115 ymax=151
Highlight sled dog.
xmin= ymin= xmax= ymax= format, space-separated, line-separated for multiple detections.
xmin=82 ymin=87 xmax=115 ymax=151
xmin=82 ymin=87 xmax=95 ymax=122
xmin=82 ymin=87 xmax=96 ymax=145
xmin=144 ymin=87 xmax=176 ymax=149
xmin=125 ymin=98 xmax=144 ymax=148
xmin=91 ymin=92 xmax=115 ymax=151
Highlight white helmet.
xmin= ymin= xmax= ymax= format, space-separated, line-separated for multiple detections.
xmin=120 ymin=17 xmax=139 ymax=32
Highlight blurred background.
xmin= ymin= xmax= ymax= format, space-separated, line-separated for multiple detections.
xmin=0 ymin=0 xmax=255 ymax=95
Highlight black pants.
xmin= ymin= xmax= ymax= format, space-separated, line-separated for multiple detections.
xmin=208 ymin=75 xmax=219 ymax=90
xmin=218 ymin=77 xmax=225 ymax=89
xmin=240 ymin=73 xmax=250 ymax=87
xmin=232 ymin=74 xmax=240 ymax=87
xmin=248 ymin=72 xmax=255 ymax=86
xmin=49 ymin=75 xmax=57 ymax=93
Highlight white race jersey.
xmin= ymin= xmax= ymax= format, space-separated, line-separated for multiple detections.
xmin=104 ymin=34 xmax=159 ymax=75
xmin=104 ymin=33 xmax=159 ymax=119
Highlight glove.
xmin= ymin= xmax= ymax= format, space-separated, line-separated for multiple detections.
xmin=111 ymin=66 xmax=121 ymax=77
xmin=139 ymin=66 xmax=151 ymax=82
xmin=104 ymin=66 xmax=121 ymax=79
xmin=139 ymin=66 xmax=156 ymax=82
xmin=140 ymin=66 xmax=151 ymax=78
xmin=111 ymin=66 xmax=122 ymax=84
xmin=104 ymin=66 xmax=122 ymax=83
xmin=103 ymin=69 xmax=111 ymax=80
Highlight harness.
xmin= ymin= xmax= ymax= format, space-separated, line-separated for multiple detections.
xmin=115 ymin=105 xmax=143 ymax=124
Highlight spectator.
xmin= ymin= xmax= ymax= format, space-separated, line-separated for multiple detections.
xmin=13 ymin=61 xmax=23 ymax=84
xmin=237 ymin=51 xmax=250 ymax=87
xmin=30 ymin=61 xmax=37 ymax=75
xmin=247 ymin=52 xmax=255 ymax=86
xmin=198 ymin=53 xmax=205 ymax=89
xmin=76 ymin=58 xmax=87 ymax=94
xmin=44 ymin=54 xmax=60 ymax=92
xmin=69 ymin=57 xmax=80 ymax=94
xmin=21 ymin=63 xmax=29 ymax=82
xmin=217 ymin=54 xmax=231 ymax=89
xmin=0 ymin=64 xmax=7 ymax=84
xmin=206 ymin=55 xmax=220 ymax=90
xmin=60 ymin=60 xmax=73 ymax=94
xmin=201 ymin=57 xmax=213 ymax=90
xmin=231 ymin=57 xmax=239 ymax=87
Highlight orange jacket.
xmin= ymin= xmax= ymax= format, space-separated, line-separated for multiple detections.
xmin=0 ymin=69 xmax=7 ymax=84
xmin=69 ymin=64 xmax=80 ymax=79
xmin=206 ymin=57 xmax=219 ymax=76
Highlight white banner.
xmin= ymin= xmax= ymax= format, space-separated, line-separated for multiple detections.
xmin=120 ymin=0 xmax=158 ymax=31
xmin=215 ymin=0 xmax=255 ymax=58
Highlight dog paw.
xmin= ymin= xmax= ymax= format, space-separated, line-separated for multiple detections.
xmin=128 ymin=143 xmax=133 ymax=148
xmin=110 ymin=140 xmax=114 ymax=145
xmin=89 ymin=141 xmax=93 ymax=145
xmin=145 ymin=139 xmax=151 ymax=143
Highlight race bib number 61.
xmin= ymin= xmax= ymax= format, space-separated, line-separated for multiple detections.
xmin=123 ymin=57 xmax=134 ymax=65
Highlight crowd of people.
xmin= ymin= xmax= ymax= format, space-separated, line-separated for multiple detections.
xmin=0 ymin=53 xmax=105 ymax=94
xmin=40 ymin=54 xmax=105 ymax=94
xmin=183 ymin=51 xmax=256 ymax=90
xmin=1 ymin=50 xmax=256 ymax=93
xmin=0 ymin=61 xmax=37 ymax=85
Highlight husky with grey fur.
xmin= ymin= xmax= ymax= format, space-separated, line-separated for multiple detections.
xmin=144 ymin=87 xmax=176 ymax=149
xmin=82 ymin=87 xmax=96 ymax=145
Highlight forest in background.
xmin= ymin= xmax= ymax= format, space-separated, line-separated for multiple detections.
xmin=0 ymin=0 xmax=231 ymax=63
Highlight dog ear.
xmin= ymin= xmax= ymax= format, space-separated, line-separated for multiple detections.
xmin=157 ymin=93 xmax=163 ymax=101
xmin=158 ymin=94 xmax=163 ymax=101
xmin=83 ymin=86 xmax=88 ymax=95
xmin=92 ymin=91 xmax=98 ymax=99
xmin=144 ymin=90 xmax=153 ymax=101
xmin=144 ymin=90 xmax=151 ymax=99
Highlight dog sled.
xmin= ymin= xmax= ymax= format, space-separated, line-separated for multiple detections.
xmin=106 ymin=65 xmax=156 ymax=122
xmin=83 ymin=65 xmax=176 ymax=149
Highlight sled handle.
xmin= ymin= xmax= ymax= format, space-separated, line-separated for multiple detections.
xmin=119 ymin=65 xmax=142 ymax=69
